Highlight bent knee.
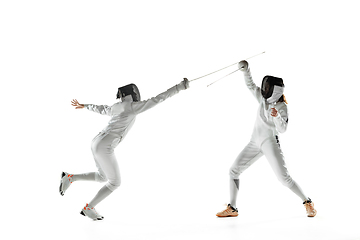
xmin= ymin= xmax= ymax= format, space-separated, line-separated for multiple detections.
xmin=229 ymin=167 xmax=241 ymax=179
xmin=95 ymin=173 xmax=108 ymax=183
xmin=106 ymin=180 xmax=121 ymax=191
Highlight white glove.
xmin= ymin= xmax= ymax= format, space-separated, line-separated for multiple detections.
xmin=238 ymin=60 xmax=249 ymax=72
xmin=176 ymin=78 xmax=190 ymax=91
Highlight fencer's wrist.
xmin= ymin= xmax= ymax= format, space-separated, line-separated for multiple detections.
xmin=175 ymin=84 xmax=182 ymax=92
xmin=242 ymin=68 xmax=250 ymax=76
xmin=176 ymin=81 xmax=187 ymax=91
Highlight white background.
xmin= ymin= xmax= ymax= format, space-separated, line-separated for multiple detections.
xmin=1 ymin=0 xmax=359 ymax=239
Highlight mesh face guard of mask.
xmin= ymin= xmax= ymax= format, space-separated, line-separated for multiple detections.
xmin=116 ymin=83 xmax=141 ymax=102
xmin=261 ymin=75 xmax=284 ymax=100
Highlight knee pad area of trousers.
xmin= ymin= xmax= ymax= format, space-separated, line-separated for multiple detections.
xmin=106 ymin=181 xmax=121 ymax=191
xmin=95 ymin=173 xmax=108 ymax=183
xmin=229 ymin=168 xmax=241 ymax=179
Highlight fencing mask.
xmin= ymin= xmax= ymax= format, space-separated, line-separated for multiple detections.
xmin=261 ymin=75 xmax=284 ymax=103
xmin=116 ymin=84 xmax=141 ymax=102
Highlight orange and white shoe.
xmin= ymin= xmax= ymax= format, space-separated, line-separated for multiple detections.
xmin=80 ymin=203 xmax=104 ymax=221
xmin=303 ymin=198 xmax=317 ymax=217
xmin=59 ymin=172 xmax=73 ymax=196
xmin=216 ymin=204 xmax=238 ymax=217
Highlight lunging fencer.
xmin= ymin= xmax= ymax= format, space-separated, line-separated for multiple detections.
xmin=60 ymin=79 xmax=189 ymax=220
xmin=216 ymin=60 xmax=317 ymax=218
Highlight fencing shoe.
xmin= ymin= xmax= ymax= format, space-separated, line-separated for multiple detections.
xmin=303 ymin=198 xmax=317 ymax=217
xmin=216 ymin=204 xmax=239 ymax=217
xmin=80 ymin=204 xmax=104 ymax=221
xmin=59 ymin=172 xmax=73 ymax=196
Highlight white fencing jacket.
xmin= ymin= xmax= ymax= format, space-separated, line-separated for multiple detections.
xmin=83 ymin=84 xmax=181 ymax=139
xmin=243 ymin=69 xmax=289 ymax=145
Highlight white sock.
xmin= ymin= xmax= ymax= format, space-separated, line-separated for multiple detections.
xmin=72 ymin=172 xmax=96 ymax=182
xmin=88 ymin=185 xmax=113 ymax=207
xmin=230 ymin=178 xmax=239 ymax=208
xmin=289 ymin=181 xmax=308 ymax=202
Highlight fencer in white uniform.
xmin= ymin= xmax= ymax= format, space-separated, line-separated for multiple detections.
xmin=60 ymin=79 xmax=189 ymax=220
xmin=216 ymin=61 xmax=317 ymax=218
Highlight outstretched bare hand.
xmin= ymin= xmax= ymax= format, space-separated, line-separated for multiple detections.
xmin=71 ymin=99 xmax=84 ymax=109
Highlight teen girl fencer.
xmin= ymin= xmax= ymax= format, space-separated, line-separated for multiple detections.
xmin=60 ymin=79 xmax=189 ymax=220
xmin=216 ymin=61 xmax=317 ymax=218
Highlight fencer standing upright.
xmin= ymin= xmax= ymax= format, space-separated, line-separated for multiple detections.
xmin=216 ymin=61 xmax=317 ymax=218
xmin=60 ymin=79 xmax=189 ymax=220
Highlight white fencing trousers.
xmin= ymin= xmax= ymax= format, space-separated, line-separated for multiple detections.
xmin=230 ymin=137 xmax=294 ymax=187
xmin=229 ymin=136 xmax=307 ymax=206
xmin=91 ymin=131 xmax=122 ymax=192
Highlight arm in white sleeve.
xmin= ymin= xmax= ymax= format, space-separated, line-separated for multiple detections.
xmin=131 ymin=84 xmax=182 ymax=115
xmin=243 ymin=68 xmax=262 ymax=103
xmin=273 ymin=105 xmax=288 ymax=133
xmin=83 ymin=104 xmax=112 ymax=116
